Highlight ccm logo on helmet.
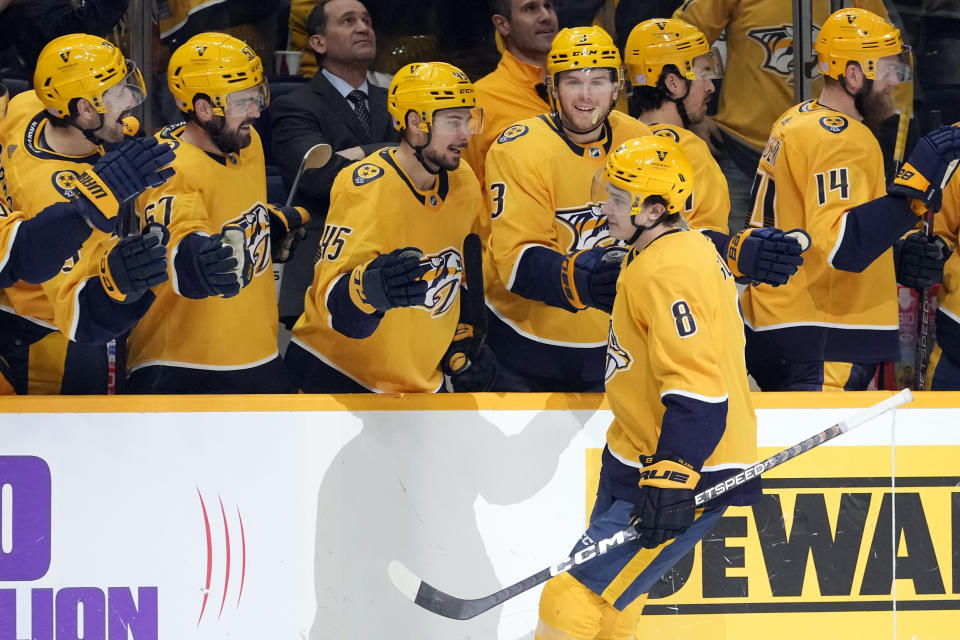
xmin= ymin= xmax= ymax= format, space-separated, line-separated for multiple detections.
xmin=637 ymin=468 xmax=690 ymax=484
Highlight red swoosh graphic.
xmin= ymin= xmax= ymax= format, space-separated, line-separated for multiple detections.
xmin=218 ymin=495 xmax=231 ymax=619
xmin=197 ymin=489 xmax=213 ymax=626
xmin=237 ymin=506 xmax=247 ymax=606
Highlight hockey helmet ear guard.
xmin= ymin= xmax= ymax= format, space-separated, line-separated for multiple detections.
xmin=594 ymin=136 xmax=694 ymax=218
xmin=387 ymin=61 xmax=478 ymax=133
xmin=815 ymin=8 xmax=906 ymax=82
xmin=35 ymin=34 xmax=138 ymax=117
xmin=168 ymin=32 xmax=265 ymax=116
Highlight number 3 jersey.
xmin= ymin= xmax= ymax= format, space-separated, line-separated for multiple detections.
xmin=129 ymin=124 xmax=279 ymax=374
xmin=605 ymin=229 xmax=758 ymax=505
xmin=290 ymin=147 xmax=484 ymax=393
xmin=739 ymin=100 xmax=899 ymax=364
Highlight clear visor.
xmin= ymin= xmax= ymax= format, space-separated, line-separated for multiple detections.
xmin=102 ymin=60 xmax=146 ymax=114
xmin=431 ymin=107 xmax=483 ymax=136
xmin=875 ymin=48 xmax=913 ymax=83
xmin=226 ymin=81 xmax=271 ymax=115
xmin=693 ymin=48 xmax=724 ymax=80
xmin=591 ymin=169 xmax=638 ymax=217
xmin=0 ymin=83 xmax=8 ymax=121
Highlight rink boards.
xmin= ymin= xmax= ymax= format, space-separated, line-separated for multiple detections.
xmin=0 ymin=391 xmax=958 ymax=640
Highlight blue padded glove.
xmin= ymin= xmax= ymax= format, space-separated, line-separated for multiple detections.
xmin=888 ymin=125 xmax=960 ymax=213
xmin=560 ymin=246 xmax=628 ymax=313
xmin=894 ymin=232 xmax=951 ymax=289
xmin=725 ymin=227 xmax=808 ymax=286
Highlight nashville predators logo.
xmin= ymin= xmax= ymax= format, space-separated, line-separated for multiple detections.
xmin=59 ymin=51 xmax=70 ymax=63
xmin=747 ymin=24 xmax=819 ymax=81
xmin=417 ymin=247 xmax=463 ymax=317
xmin=819 ymin=115 xmax=848 ymax=134
xmin=353 ymin=163 xmax=384 ymax=186
xmin=222 ymin=203 xmax=272 ymax=282
xmin=51 ymin=170 xmax=82 ymax=199
xmin=652 ymin=127 xmax=680 ymax=143
xmin=497 ymin=124 xmax=529 ymax=144
xmin=556 ymin=204 xmax=612 ymax=252
xmin=194 ymin=45 xmax=208 ymax=56
xmin=605 ymin=321 xmax=631 ymax=382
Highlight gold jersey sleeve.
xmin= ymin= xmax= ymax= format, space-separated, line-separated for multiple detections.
xmin=483 ymin=111 xmax=651 ymax=347
xmin=291 ymin=148 xmax=484 ymax=393
xmin=650 ymin=123 xmax=729 ymax=233
xmin=740 ymin=101 xmax=897 ymax=334
xmin=605 ymin=229 xmax=756 ymax=469
xmin=128 ymin=125 xmax=280 ymax=372
xmin=0 ymin=201 xmax=27 ymax=277
xmin=675 ymin=0 xmax=893 ymax=150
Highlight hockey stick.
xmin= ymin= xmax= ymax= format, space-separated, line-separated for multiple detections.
xmin=274 ymin=143 xmax=332 ymax=298
xmin=388 ymin=388 xmax=913 ymax=620
xmin=462 ymin=232 xmax=487 ymax=350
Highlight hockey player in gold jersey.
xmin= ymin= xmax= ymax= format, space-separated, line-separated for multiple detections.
xmin=535 ymin=136 xmax=759 ymax=640
xmin=0 ymin=38 xmax=176 ymax=394
xmin=128 ymin=33 xmax=309 ymax=394
xmin=484 ymin=25 xmax=651 ymax=392
xmin=741 ymin=8 xmax=960 ymax=391
xmin=625 ymin=17 xmax=807 ymax=288
xmin=286 ymin=61 xmax=494 ymax=393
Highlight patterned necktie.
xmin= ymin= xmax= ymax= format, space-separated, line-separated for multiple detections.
xmin=347 ymin=89 xmax=372 ymax=142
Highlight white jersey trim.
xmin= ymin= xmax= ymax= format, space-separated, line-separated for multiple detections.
xmin=66 ymin=278 xmax=87 ymax=341
xmin=827 ymin=211 xmax=848 ymax=269
xmin=0 ymin=220 xmax=22 ymax=273
xmin=487 ymin=301 xmax=608 ymax=348
xmin=607 ymin=447 xmax=752 ymax=473
xmin=743 ymin=318 xmax=899 ymax=331
xmin=941 ymin=305 xmax=960 ymax=326
xmin=128 ymin=351 xmax=280 ymax=374
xmin=0 ymin=303 xmax=57 ymax=330
xmin=661 ymin=389 xmax=728 ymax=403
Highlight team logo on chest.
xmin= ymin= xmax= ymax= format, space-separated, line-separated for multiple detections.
xmin=605 ymin=321 xmax=632 ymax=382
xmin=221 ymin=203 xmax=272 ymax=282
xmin=747 ymin=24 xmax=820 ymax=80
xmin=556 ymin=204 xmax=612 ymax=252
xmin=418 ymin=247 xmax=463 ymax=317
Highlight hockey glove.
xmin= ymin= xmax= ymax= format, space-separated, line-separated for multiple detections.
xmin=176 ymin=234 xmax=242 ymax=299
xmin=441 ymin=324 xmax=498 ymax=392
xmin=560 ymin=246 xmax=628 ymax=313
xmin=99 ymin=231 xmax=169 ymax=303
xmin=894 ymin=232 xmax=951 ymax=289
xmin=348 ymin=247 xmax=429 ymax=313
xmin=888 ymin=125 xmax=960 ymax=213
xmin=267 ymin=204 xmax=311 ymax=263
xmin=630 ymin=458 xmax=699 ymax=549
xmin=72 ymin=138 xmax=176 ymax=232
xmin=725 ymin=227 xmax=808 ymax=286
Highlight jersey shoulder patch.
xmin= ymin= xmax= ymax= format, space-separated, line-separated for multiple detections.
xmin=352 ymin=162 xmax=384 ymax=186
xmin=496 ymin=124 xmax=529 ymax=144
xmin=651 ymin=126 xmax=681 ymax=143
xmin=818 ymin=115 xmax=849 ymax=134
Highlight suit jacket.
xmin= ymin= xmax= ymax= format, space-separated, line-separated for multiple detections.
xmin=269 ymin=71 xmax=398 ymax=224
xmin=268 ymin=71 xmax=399 ymax=321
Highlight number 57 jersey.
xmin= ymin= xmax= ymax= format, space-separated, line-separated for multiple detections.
xmin=739 ymin=100 xmax=899 ymax=365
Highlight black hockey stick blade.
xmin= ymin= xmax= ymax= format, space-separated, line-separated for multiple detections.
xmin=389 ymin=389 xmax=913 ymax=620
xmin=462 ymin=232 xmax=486 ymax=346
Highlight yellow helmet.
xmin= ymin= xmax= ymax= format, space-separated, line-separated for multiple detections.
xmin=595 ymin=136 xmax=694 ymax=216
xmin=547 ymin=26 xmax=622 ymax=86
xmin=624 ymin=18 xmax=716 ymax=86
xmin=34 ymin=34 xmax=144 ymax=118
xmin=168 ymin=32 xmax=267 ymax=116
xmin=815 ymin=8 xmax=906 ymax=81
xmin=387 ymin=61 xmax=480 ymax=133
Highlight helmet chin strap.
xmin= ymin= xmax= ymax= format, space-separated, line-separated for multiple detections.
xmin=626 ymin=212 xmax=669 ymax=245
xmin=406 ymin=129 xmax=442 ymax=175
xmin=70 ymin=112 xmax=108 ymax=147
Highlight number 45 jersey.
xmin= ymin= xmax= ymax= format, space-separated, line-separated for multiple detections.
xmin=739 ymin=100 xmax=899 ymax=365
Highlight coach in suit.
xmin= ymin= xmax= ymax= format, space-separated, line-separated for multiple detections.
xmin=270 ymin=0 xmax=399 ymax=324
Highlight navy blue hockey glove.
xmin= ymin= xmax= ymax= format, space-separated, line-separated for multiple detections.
xmin=267 ymin=204 xmax=311 ymax=263
xmin=560 ymin=246 xmax=628 ymax=313
xmin=99 ymin=231 xmax=169 ymax=303
xmin=441 ymin=324 xmax=497 ymax=392
xmin=175 ymin=234 xmax=242 ymax=299
xmin=889 ymin=125 xmax=960 ymax=213
xmin=630 ymin=458 xmax=700 ymax=549
xmin=71 ymin=138 xmax=176 ymax=232
xmin=725 ymin=227 xmax=809 ymax=286
xmin=894 ymin=232 xmax=951 ymax=289
xmin=349 ymin=247 xmax=429 ymax=313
